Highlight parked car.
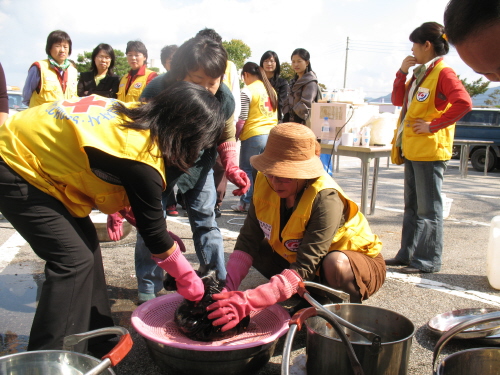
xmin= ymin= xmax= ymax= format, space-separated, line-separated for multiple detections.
xmin=7 ymin=87 xmax=28 ymax=116
xmin=452 ymin=108 xmax=500 ymax=172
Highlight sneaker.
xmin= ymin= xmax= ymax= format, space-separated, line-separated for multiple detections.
xmin=231 ymin=203 xmax=248 ymax=213
xmin=214 ymin=205 xmax=222 ymax=218
xmin=166 ymin=205 xmax=179 ymax=217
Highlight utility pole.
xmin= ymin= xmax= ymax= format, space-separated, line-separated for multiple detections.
xmin=343 ymin=36 xmax=349 ymax=89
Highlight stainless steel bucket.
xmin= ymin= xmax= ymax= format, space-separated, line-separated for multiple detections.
xmin=433 ymin=311 xmax=500 ymax=374
xmin=282 ymin=282 xmax=415 ymax=375
xmin=0 ymin=327 xmax=132 ymax=375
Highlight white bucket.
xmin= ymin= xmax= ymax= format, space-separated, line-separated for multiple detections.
xmin=341 ymin=133 xmax=353 ymax=146
xmin=442 ymin=194 xmax=453 ymax=219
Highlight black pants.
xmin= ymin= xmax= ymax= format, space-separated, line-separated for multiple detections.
xmin=0 ymin=159 xmax=114 ymax=352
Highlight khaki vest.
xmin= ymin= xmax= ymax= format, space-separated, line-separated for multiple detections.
xmin=0 ymin=96 xmax=165 ymax=217
xmin=117 ymin=68 xmax=156 ymax=103
xmin=240 ymin=80 xmax=277 ymax=141
xmin=29 ymin=59 xmax=78 ymax=108
xmin=401 ymin=60 xmax=455 ymax=161
xmin=253 ymin=172 xmax=382 ymax=264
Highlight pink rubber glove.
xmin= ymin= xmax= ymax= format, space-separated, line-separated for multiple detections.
xmin=225 ymin=250 xmax=253 ymax=292
xmin=107 ymin=213 xmax=123 ymax=241
xmin=118 ymin=207 xmax=136 ymax=227
xmin=153 ymin=244 xmax=204 ymax=302
xmin=235 ymin=119 xmax=245 ymax=141
xmin=217 ymin=141 xmax=250 ymax=196
xmin=207 ymin=269 xmax=301 ymax=331
xmin=168 ymin=231 xmax=186 ymax=253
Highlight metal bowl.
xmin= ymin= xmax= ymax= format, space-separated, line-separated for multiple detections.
xmin=428 ymin=308 xmax=500 ymax=339
xmin=131 ymin=293 xmax=290 ymax=375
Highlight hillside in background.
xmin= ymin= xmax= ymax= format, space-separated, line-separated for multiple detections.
xmin=366 ymin=86 xmax=500 ymax=107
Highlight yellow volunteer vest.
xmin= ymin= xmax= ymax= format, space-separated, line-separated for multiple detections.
xmin=253 ymin=172 xmax=382 ymax=264
xmin=239 ymin=80 xmax=278 ymax=141
xmin=223 ymin=61 xmax=236 ymax=89
xmin=29 ymin=59 xmax=78 ymax=108
xmin=117 ymin=68 xmax=155 ymax=103
xmin=0 ymin=96 xmax=166 ymax=217
xmin=401 ymin=60 xmax=455 ymax=161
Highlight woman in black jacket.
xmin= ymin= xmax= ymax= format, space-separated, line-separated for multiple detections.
xmin=260 ymin=50 xmax=289 ymax=122
xmin=77 ymin=43 xmax=120 ymax=98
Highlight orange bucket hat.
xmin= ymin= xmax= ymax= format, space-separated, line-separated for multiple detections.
xmin=250 ymin=123 xmax=325 ymax=179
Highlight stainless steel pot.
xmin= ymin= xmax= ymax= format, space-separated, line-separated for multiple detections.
xmin=282 ymin=282 xmax=415 ymax=375
xmin=433 ymin=311 xmax=500 ymax=374
xmin=0 ymin=327 xmax=132 ymax=375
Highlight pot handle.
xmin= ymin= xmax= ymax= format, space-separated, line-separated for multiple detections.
xmin=301 ymin=280 xmax=350 ymax=303
xmin=281 ymin=307 xmax=365 ymax=375
xmin=432 ymin=311 xmax=500 ymax=374
xmin=298 ymin=282 xmax=382 ymax=354
xmin=63 ymin=326 xmax=133 ymax=372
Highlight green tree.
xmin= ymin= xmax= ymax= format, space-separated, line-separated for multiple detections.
xmin=222 ymin=39 xmax=251 ymax=69
xmin=279 ymin=62 xmax=294 ymax=82
xmin=75 ymin=49 xmax=130 ymax=78
xmin=484 ymin=88 xmax=500 ymax=107
xmin=319 ymin=83 xmax=327 ymax=91
xmin=459 ymin=76 xmax=490 ymax=98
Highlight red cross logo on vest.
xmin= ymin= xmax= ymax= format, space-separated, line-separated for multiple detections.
xmin=62 ymin=96 xmax=107 ymax=113
xmin=264 ymin=97 xmax=273 ymax=112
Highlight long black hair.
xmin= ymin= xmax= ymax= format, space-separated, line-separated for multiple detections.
xmin=91 ymin=43 xmax=116 ymax=75
xmin=291 ymin=48 xmax=313 ymax=79
xmin=242 ymin=62 xmax=277 ymax=111
xmin=113 ymin=81 xmax=224 ymax=172
xmin=259 ymin=50 xmax=281 ymax=80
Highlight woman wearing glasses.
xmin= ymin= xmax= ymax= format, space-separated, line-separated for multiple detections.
xmin=117 ymin=40 xmax=158 ymax=102
xmin=77 ymin=43 xmax=120 ymax=98
xmin=207 ymin=124 xmax=386 ymax=331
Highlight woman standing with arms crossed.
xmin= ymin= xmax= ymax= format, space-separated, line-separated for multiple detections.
xmin=22 ymin=30 xmax=78 ymax=108
xmin=282 ymin=48 xmax=318 ymax=125
xmin=231 ymin=62 xmax=277 ymax=213
xmin=386 ymin=22 xmax=471 ymax=274
xmin=77 ymin=43 xmax=120 ymax=98
xmin=260 ymin=50 xmax=289 ymax=122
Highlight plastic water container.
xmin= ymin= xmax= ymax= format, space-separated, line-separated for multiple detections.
xmin=361 ymin=127 xmax=371 ymax=146
xmin=321 ymin=117 xmax=330 ymax=144
xmin=442 ymin=193 xmax=453 ymax=219
xmin=487 ymin=216 xmax=500 ymax=289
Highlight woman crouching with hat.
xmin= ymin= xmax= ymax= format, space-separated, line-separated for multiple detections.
xmin=207 ymin=123 xmax=386 ymax=330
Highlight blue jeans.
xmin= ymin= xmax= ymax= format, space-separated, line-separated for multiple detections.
xmin=396 ymin=159 xmax=447 ymax=272
xmin=239 ymin=134 xmax=269 ymax=205
xmin=135 ymin=168 xmax=226 ymax=289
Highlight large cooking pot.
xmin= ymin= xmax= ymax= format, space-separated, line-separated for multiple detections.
xmin=132 ymin=293 xmax=290 ymax=375
xmin=0 ymin=326 xmax=132 ymax=375
xmin=433 ymin=311 xmax=500 ymax=374
xmin=282 ymin=282 xmax=415 ymax=375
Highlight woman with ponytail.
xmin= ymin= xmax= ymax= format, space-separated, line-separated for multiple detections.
xmin=231 ymin=62 xmax=278 ymax=213
xmin=386 ymin=22 xmax=472 ymax=274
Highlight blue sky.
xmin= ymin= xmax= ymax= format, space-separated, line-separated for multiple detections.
xmin=0 ymin=0 xmax=496 ymax=98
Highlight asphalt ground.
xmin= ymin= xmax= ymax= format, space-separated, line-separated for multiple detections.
xmin=1 ymin=155 xmax=500 ymax=374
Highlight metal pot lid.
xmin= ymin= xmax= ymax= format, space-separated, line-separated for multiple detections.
xmin=427 ymin=308 xmax=500 ymax=339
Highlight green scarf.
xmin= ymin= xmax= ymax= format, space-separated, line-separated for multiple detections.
xmin=48 ymin=55 xmax=71 ymax=71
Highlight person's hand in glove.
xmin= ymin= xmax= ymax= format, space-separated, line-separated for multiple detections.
xmin=217 ymin=141 xmax=250 ymax=196
xmin=207 ymin=269 xmax=301 ymax=331
xmin=152 ymin=243 xmax=204 ymax=302
xmin=107 ymin=213 xmax=123 ymax=241
xmin=118 ymin=206 xmax=136 ymax=226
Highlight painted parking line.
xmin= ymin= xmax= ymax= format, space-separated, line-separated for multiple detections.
xmin=0 ymin=232 xmax=27 ymax=273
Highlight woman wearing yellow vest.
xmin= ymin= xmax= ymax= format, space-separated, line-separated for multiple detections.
xmin=117 ymin=40 xmax=158 ymax=103
xmin=231 ymin=62 xmax=278 ymax=213
xmin=22 ymin=30 xmax=78 ymax=108
xmin=0 ymin=81 xmax=224 ymax=353
xmin=386 ymin=22 xmax=472 ymax=274
xmin=207 ymin=124 xmax=386 ymax=331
